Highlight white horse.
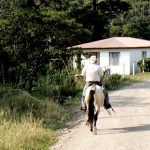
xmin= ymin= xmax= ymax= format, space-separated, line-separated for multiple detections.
xmin=84 ymin=83 xmax=104 ymax=135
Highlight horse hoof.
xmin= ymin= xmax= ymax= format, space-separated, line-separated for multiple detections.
xmin=93 ymin=128 xmax=97 ymax=135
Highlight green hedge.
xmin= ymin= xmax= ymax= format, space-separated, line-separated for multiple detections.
xmin=137 ymin=58 xmax=150 ymax=72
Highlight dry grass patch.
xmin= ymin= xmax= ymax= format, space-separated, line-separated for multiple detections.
xmin=0 ymin=118 xmax=58 ymax=150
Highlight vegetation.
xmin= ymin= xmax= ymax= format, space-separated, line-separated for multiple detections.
xmin=0 ymin=119 xmax=57 ymax=150
xmin=105 ymin=72 xmax=150 ymax=90
xmin=0 ymin=67 xmax=81 ymax=149
xmin=0 ymin=86 xmax=78 ymax=149
xmin=0 ymin=0 xmax=150 ymax=149
xmin=137 ymin=58 xmax=150 ymax=72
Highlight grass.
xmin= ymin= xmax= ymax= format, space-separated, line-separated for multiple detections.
xmin=127 ymin=72 xmax=150 ymax=81
xmin=0 ymin=94 xmax=81 ymax=150
xmin=0 ymin=68 xmax=81 ymax=150
xmin=0 ymin=87 xmax=73 ymax=150
xmin=0 ymin=117 xmax=58 ymax=150
xmin=106 ymin=72 xmax=150 ymax=91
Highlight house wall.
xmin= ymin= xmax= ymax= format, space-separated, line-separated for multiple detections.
xmin=100 ymin=49 xmax=130 ymax=75
xmin=73 ymin=48 xmax=150 ymax=75
xmin=130 ymin=49 xmax=141 ymax=74
xmin=130 ymin=48 xmax=150 ymax=74
xmin=147 ymin=49 xmax=150 ymax=57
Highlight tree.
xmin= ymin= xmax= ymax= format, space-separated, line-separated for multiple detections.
xmin=108 ymin=1 xmax=150 ymax=39
xmin=68 ymin=0 xmax=130 ymax=41
xmin=0 ymin=0 xmax=91 ymax=91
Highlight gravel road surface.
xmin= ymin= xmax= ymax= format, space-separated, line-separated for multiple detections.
xmin=51 ymin=80 xmax=150 ymax=150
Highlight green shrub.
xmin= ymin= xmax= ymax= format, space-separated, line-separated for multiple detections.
xmin=32 ymin=68 xmax=79 ymax=103
xmin=104 ymin=73 xmax=122 ymax=90
xmin=137 ymin=58 xmax=150 ymax=72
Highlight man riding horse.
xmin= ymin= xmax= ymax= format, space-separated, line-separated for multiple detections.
xmin=80 ymin=55 xmax=112 ymax=111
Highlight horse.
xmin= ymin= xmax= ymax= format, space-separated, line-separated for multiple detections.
xmin=84 ymin=83 xmax=104 ymax=135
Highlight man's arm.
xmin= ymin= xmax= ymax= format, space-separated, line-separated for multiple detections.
xmin=98 ymin=66 xmax=104 ymax=78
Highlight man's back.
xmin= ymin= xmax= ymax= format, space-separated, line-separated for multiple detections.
xmin=81 ymin=63 xmax=103 ymax=82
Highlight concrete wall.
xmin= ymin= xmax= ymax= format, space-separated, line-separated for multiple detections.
xmin=146 ymin=49 xmax=150 ymax=57
xmin=100 ymin=49 xmax=130 ymax=75
xmin=130 ymin=49 xmax=141 ymax=74
xmin=130 ymin=48 xmax=150 ymax=74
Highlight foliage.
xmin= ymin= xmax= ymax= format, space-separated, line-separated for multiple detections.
xmin=0 ymin=87 xmax=70 ymax=129
xmin=32 ymin=68 xmax=79 ymax=103
xmin=137 ymin=58 xmax=150 ymax=72
xmin=1 ymin=0 xmax=148 ymax=92
xmin=0 ymin=0 xmax=90 ymax=91
xmin=108 ymin=1 xmax=150 ymax=39
xmin=104 ymin=73 xmax=122 ymax=90
xmin=68 ymin=0 xmax=131 ymax=40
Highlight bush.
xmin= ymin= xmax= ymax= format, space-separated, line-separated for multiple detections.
xmin=137 ymin=58 xmax=150 ymax=72
xmin=0 ymin=87 xmax=69 ymax=129
xmin=32 ymin=68 xmax=79 ymax=103
xmin=104 ymin=73 xmax=122 ymax=90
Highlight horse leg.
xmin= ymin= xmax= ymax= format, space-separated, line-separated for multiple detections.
xmin=93 ymin=104 xmax=99 ymax=135
xmin=93 ymin=111 xmax=98 ymax=134
xmin=87 ymin=108 xmax=94 ymax=132
xmin=90 ymin=120 xmax=93 ymax=132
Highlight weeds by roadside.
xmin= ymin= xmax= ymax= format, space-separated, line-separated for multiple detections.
xmin=0 ymin=118 xmax=58 ymax=150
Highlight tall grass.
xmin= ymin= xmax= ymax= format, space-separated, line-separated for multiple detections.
xmin=0 ymin=85 xmax=72 ymax=149
xmin=0 ymin=87 xmax=70 ymax=129
xmin=0 ymin=117 xmax=58 ymax=150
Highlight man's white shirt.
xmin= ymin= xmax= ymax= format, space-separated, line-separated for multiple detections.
xmin=81 ymin=63 xmax=103 ymax=82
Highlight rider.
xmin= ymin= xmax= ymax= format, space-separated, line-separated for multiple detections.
xmin=80 ymin=55 xmax=112 ymax=111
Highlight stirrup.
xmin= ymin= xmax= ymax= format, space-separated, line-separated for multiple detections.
xmin=80 ymin=106 xmax=86 ymax=111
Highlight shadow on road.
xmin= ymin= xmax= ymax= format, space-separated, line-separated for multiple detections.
xmin=111 ymin=124 xmax=150 ymax=132
xmin=96 ymin=124 xmax=150 ymax=135
xmin=118 ymin=80 xmax=150 ymax=90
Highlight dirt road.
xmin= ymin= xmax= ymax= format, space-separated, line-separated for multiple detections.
xmin=51 ymin=80 xmax=150 ymax=150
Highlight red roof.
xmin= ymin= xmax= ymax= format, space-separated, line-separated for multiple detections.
xmin=72 ymin=37 xmax=150 ymax=49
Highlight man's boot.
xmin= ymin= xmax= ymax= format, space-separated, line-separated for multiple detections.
xmin=103 ymin=92 xmax=112 ymax=109
xmin=81 ymin=96 xmax=86 ymax=111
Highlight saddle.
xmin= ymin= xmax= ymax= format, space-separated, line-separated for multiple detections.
xmin=88 ymin=81 xmax=112 ymax=110
xmin=88 ymin=81 xmax=103 ymax=87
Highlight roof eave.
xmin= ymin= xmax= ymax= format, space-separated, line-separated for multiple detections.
xmin=73 ymin=46 xmax=150 ymax=50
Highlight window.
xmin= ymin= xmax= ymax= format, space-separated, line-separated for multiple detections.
xmin=109 ymin=52 xmax=120 ymax=66
xmin=142 ymin=51 xmax=147 ymax=58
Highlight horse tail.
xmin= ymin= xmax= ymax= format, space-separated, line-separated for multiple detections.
xmin=88 ymin=90 xmax=95 ymax=124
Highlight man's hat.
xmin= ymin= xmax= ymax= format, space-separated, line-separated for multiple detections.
xmin=90 ymin=55 xmax=97 ymax=63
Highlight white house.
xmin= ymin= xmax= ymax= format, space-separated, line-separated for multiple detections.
xmin=72 ymin=37 xmax=150 ymax=75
